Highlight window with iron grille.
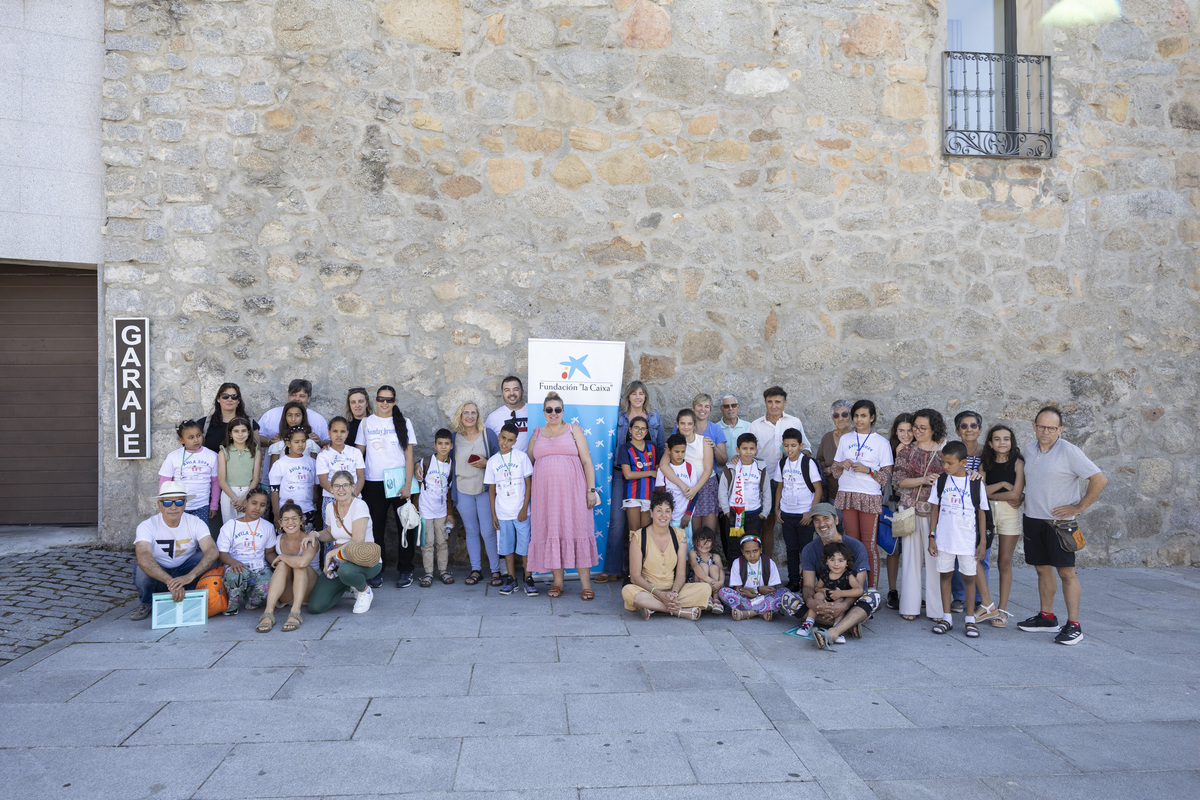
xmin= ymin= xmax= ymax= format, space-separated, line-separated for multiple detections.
xmin=943 ymin=0 xmax=1053 ymax=158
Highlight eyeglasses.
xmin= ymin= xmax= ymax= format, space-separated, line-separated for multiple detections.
xmin=1035 ymin=424 xmax=1060 ymax=433
xmin=220 ymin=393 xmax=239 ymax=401
xmin=630 ymin=425 xmax=648 ymax=432
xmin=160 ymin=498 xmax=186 ymax=507
xmin=545 ymin=406 xmax=563 ymax=414
xmin=722 ymin=403 xmax=738 ymax=409
xmin=958 ymin=422 xmax=980 ymax=430
xmin=913 ymin=425 xmax=930 ymax=432
xmin=332 ymin=483 xmax=352 ymax=490
xmin=376 ymin=396 xmax=395 ymax=403
xmin=832 ymin=411 xmax=849 ymax=418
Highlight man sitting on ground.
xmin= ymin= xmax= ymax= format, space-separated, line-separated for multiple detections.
xmin=130 ymin=481 xmax=220 ymax=621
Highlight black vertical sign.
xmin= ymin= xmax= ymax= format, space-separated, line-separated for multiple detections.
xmin=114 ymin=318 xmax=150 ymax=459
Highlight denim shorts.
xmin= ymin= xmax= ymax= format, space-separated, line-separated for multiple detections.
xmin=498 ymin=517 xmax=532 ymax=556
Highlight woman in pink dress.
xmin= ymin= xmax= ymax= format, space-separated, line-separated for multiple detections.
xmin=527 ymin=392 xmax=601 ymax=600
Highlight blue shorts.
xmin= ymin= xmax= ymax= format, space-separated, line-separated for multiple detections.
xmin=498 ymin=517 xmax=531 ymax=557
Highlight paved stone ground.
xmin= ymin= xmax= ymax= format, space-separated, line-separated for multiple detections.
xmin=1 ymin=564 xmax=1198 ymax=799
xmin=0 ymin=546 xmax=135 ymax=665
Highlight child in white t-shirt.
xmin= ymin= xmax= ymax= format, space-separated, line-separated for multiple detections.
xmin=159 ymin=419 xmax=220 ymax=522
xmin=718 ymin=535 xmax=787 ymax=621
xmin=270 ymin=426 xmax=317 ymax=528
xmin=485 ymin=423 xmax=535 ymax=596
xmin=315 ymin=416 xmax=366 ymax=520
xmin=217 ymin=488 xmax=278 ymax=615
xmin=416 ymin=429 xmax=456 ymax=587
xmin=928 ymin=443 xmax=990 ymax=638
xmin=773 ymin=428 xmax=824 ymax=592
xmin=655 ymin=433 xmax=698 ymax=545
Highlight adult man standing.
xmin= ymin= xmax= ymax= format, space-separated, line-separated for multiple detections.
xmin=782 ymin=503 xmax=881 ymax=648
xmin=129 ymin=481 xmax=220 ymax=621
xmin=748 ymin=386 xmax=808 ymax=559
xmin=485 ymin=375 xmax=529 ymax=452
xmin=1017 ymin=406 xmax=1107 ymax=645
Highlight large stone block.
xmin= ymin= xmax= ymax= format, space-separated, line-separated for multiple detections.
xmin=620 ymin=0 xmax=671 ymax=49
xmin=840 ymin=14 xmax=902 ymax=58
xmin=1168 ymin=89 xmax=1200 ymax=129
xmin=597 ymin=147 xmax=651 ymax=185
xmin=379 ymin=0 xmax=463 ymax=52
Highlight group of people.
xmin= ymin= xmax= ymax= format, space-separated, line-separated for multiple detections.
xmin=130 ymin=376 xmax=1106 ymax=647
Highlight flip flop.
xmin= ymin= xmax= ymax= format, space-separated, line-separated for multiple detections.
xmin=256 ymin=613 xmax=275 ymax=633
xmin=282 ymin=612 xmax=302 ymax=632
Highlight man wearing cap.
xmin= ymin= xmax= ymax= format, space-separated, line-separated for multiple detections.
xmin=782 ymin=503 xmax=881 ymax=648
xmin=129 ymin=481 xmax=220 ymax=621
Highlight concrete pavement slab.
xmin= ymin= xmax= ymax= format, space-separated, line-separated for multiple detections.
xmin=773 ymin=720 xmax=868 ymax=782
xmin=786 ymin=688 xmax=914 ymax=730
xmin=1072 ymin=651 xmax=1200 ymax=685
xmin=323 ymin=612 xmax=483 ymax=640
xmin=390 ymin=635 xmax=559 ymax=664
xmin=1020 ymin=720 xmax=1200 ymax=772
xmin=355 ymin=694 xmax=568 ymax=739
xmin=762 ymin=656 xmax=947 ymax=689
xmin=274 ymin=663 xmax=473 ymax=699
xmin=30 ymin=640 xmax=234 ymax=671
xmin=0 ymin=701 xmax=164 ymax=746
xmin=644 ymin=657 xmax=743 ymax=692
xmin=822 ymin=726 xmax=1077 ymax=780
xmin=470 ymin=660 xmax=651 ymax=695
xmin=126 ymin=697 xmax=367 ymax=745
xmin=455 ymin=733 xmax=697 ymax=790
xmin=157 ymin=614 xmax=335 ymax=641
xmin=214 ymin=637 xmax=399 ymax=668
xmin=480 ymin=612 xmax=631 ymax=638
xmin=197 ymin=739 xmax=461 ymax=797
xmin=566 ymin=689 xmax=770 ymax=734
xmin=913 ymin=654 xmax=1119 ymax=687
xmin=877 ymin=686 xmax=1102 ymax=727
xmin=71 ymin=666 xmax=294 ymax=703
xmin=982 ymin=770 xmax=1200 ymax=800
xmin=742 ymin=680 xmax=810 ymax=723
xmin=0 ymin=668 xmax=108 ymax=702
xmin=582 ymin=784 xmax=828 ymax=799
xmin=0 ymin=744 xmax=232 ymax=800
xmin=868 ymin=777 xmax=1002 ymax=800
xmin=1048 ymin=683 xmax=1200 ymax=722
xmin=556 ymin=634 xmax=719 ymax=663
xmin=677 ymin=729 xmax=815 ymax=783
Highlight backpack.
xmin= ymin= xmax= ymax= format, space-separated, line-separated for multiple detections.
xmin=739 ymin=555 xmax=775 ymax=588
xmin=640 ymin=526 xmax=681 ymax=563
xmin=935 ymin=475 xmax=995 ymax=549
xmin=195 ymin=566 xmax=229 ymax=616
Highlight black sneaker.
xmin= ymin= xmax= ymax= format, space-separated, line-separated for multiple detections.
xmin=1054 ymin=622 xmax=1083 ymax=646
xmin=1018 ymin=613 xmax=1060 ymax=632
xmin=886 ymin=590 xmax=899 ymax=610
xmin=524 ymin=575 xmax=539 ymax=596
xmin=499 ymin=576 xmax=516 ymax=595
xmin=395 ymin=572 xmax=413 ymax=589
xmin=368 ymin=574 xmax=383 ymax=589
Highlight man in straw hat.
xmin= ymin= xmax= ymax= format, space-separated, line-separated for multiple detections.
xmin=129 ymin=481 xmax=220 ymax=621
xmin=780 ymin=502 xmax=881 ymax=649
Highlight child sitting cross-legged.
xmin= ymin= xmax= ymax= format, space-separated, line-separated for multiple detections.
xmin=719 ymin=535 xmax=787 ymax=621
xmin=806 ymin=542 xmax=864 ymax=648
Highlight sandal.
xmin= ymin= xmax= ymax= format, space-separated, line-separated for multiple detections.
xmin=439 ymin=571 xmax=455 ymax=585
xmin=812 ymin=628 xmax=833 ymax=649
xmin=256 ymin=613 xmax=275 ymax=633
xmin=932 ymin=619 xmax=953 ymax=635
xmin=901 ymin=614 xmax=917 ymax=621
xmin=419 ymin=574 xmax=433 ymax=588
xmin=465 ymin=570 xmax=482 ymax=586
xmin=581 ymin=588 xmax=595 ymax=601
xmin=731 ymin=608 xmax=753 ymax=621
xmin=708 ymin=600 xmax=724 ymax=615
xmin=592 ymin=573 xmax=611 ymax=583
xmin=849 ymin=624 xmax=862 ymax=639
xmin=490 ymin=572 xmax=504 ymax=587
xmin=639 ymin=607 xmax=654 ymax=620
xmin=762 ymin=610 xmax=773 ymax=622
xmin=991 ymin=608 xmax=1012 ymax=628
xmin=282 ymin=612 xmax=302 ymax=632
xmin=964 ymin=621 xmax=980 ymax=638
xmin=674 ymin=607 xmax=701 ymax=620
xmin=548 ymin=584 xmax=562 ymax=598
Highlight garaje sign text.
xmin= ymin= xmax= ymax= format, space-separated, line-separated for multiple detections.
xmin=114 ymin=318 xmax=150 ymax=459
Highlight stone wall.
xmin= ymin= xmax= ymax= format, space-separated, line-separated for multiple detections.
xmin=98 ymin=0 xmax=1200 ymax=565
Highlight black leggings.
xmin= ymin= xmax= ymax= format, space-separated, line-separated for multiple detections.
xmin=361 ymin=480 xmax=414 ymax=574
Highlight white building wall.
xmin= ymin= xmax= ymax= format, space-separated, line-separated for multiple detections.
xmin=0 ymin=0 xmax=103 ymax=265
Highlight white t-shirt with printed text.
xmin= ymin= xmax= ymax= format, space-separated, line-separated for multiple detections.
xmin=484 ymin=449 xmax=534 ymax=520
xmin=158 ymin=447 xmax=219 ymax=511
xmin=135 ymin=513 xmax=212 ymax=569
xmin=655 ymin=461 xmax=697 ymax=523
xmin=217 ymin=517 xmax=278 ymax=571
xmin=774 ymin=456 xmax=824 ymax=515
xmin=314 ymin=445 xmax=366 ymax=499
xmin=269 ymin=454 xmax=316 ymax=513
xmin=832 ymin=431 xmax=893 ymax=496
xmin=356 ymin=414 xmax=418 ymax=481
xmin=929 ymin=474 xmax=989 ymax=555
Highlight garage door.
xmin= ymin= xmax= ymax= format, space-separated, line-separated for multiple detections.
xmin=0 ymin=265 xmax=98 ymax=525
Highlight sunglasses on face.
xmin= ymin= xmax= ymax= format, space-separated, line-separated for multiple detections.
xmin=832 ymin=411 xmax=849 ymax=418
xmin=160 ymin=498 xmax=186 ymax=507
xmin=377 ymin=397 xmax=395 ymax=403
xmin=545 ymin=407 xmax=563 ymax=414
xmin=959 ymin=422 xmax=980 ymax=430
xmin=722 ymin=403 xmax=738 ymax=409
xmin=220 ymin=393 xmax=239 ymax=400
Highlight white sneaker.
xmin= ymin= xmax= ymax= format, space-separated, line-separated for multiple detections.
xmin=352 ymin=586 xmax=373 ymax=614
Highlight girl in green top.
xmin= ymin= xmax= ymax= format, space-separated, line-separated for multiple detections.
xmin=218 ymin=417 xmax=262 ymax=524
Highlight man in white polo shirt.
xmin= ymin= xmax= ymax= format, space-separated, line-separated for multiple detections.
xmin=1016 ymin=406 xmax=1107 ymax=645
xmin=130 ymin=481 xmax=220 ymax=622
xmin=747 ymin=386 xmax=809 ymax=559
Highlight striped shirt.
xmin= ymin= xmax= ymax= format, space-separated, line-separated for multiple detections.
xmin=618 ymin=443 xmax=658 ymax=501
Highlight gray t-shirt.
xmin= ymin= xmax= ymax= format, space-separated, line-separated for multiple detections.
xmin=800 ymin=535 xmax=870 ymax=577
xmin=1022 ymin=437 xmax=1100 ymax=521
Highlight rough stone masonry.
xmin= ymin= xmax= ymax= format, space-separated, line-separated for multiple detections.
xmin=98 ymin=0 xmax=1200 ymax=566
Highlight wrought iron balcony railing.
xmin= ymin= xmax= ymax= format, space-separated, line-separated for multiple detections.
xmin=942 ymin=51 xmax=1053 ymax=159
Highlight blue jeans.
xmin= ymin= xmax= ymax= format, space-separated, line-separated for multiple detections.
xmin=455 ymin=488 xmax=500 ymax=573
xmin=133 ymin=548 xmax=205 ymax=604
xmin=952 ymin=547 xmax=991 ymax=603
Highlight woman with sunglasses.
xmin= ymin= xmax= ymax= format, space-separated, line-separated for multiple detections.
xmin=201 ymin=382 xmax=259 ymax=453
xmin=527 ymin=392 xmax=601 ymax=599
xmin=816 ymin=399 xmax=853 ymax=502
xmin=450 ymin=400 xmax=503 ymax=587
xmin=355 ymin=386 xmax=417 ymax=588
xmin=344 ymin=387 xmax=372 ymax=447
